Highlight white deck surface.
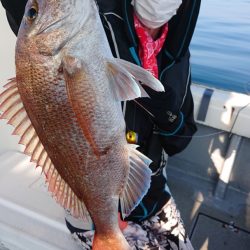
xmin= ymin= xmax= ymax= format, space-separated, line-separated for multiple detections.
xmin=1 ymin=4 xmax=250 ymax=250
xmin=0 ymin=11 xmax=79 ymax=249
xmin=0 ymin=152 xmax=81 ymax=250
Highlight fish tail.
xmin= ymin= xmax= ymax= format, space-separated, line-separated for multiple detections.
xmin=120 ymin=144 xmax=152 ymax=219
xmin=93 ymin=231 xmax=130 ymax=250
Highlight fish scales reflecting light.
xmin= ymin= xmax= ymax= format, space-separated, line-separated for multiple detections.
xmin=0 ymin=0 xmax=164 ymax=249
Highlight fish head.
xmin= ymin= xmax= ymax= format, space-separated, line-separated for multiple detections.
xmin=16 ymin=0 xmax=91 ymax=58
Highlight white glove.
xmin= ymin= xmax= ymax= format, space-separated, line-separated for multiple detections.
xmin=132 ymin=0 xmax=182 ymax=29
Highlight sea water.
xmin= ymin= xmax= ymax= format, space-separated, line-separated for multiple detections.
xmin=190 ymin=0 xmax=250 ymax=94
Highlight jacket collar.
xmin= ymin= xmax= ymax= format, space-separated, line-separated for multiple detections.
xmin=122 ymin=0 xmax=139 ymax=49
xmin=122 ymin=0 xmax=201 ymax=61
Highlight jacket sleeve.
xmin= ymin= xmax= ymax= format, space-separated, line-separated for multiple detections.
xmin=1 ymin=0 xmax=27 ymax=35
xmin=158 ymin=79 xmax=197 ymax=156
xmin=137 ymin=51 xmax=197 ymax=156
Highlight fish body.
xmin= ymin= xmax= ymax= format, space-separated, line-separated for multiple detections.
xmin=0 ymin=0 xmax=164 ymax=249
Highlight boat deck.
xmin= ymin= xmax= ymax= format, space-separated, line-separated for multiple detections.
xmin=167 ymin=124 xmax=250 ymax=249
xmin=0 ymin=129 xmax=250 ymax=250
xmin=0 ymin=4 xmax=249 ymax=250
xmin=0 ymin=152 xmax=82 ymax=250
xmin=168 ymin=166 xmax=250 ymax=249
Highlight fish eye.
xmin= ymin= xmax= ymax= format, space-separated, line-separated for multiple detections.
xmin=27 ymin=6 xmax=38 ymax=21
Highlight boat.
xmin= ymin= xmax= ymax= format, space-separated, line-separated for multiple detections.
xmin=0 ymin=6 xmax=249 ymax=250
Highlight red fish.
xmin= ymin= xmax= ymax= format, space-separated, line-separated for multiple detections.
xmin=0 ymin=0 xmax=164 ymax=249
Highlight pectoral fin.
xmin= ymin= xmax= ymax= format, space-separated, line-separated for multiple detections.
xmin=106 ymin=58 xmax=164 ymax=101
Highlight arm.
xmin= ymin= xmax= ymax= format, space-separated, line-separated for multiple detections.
xmin=158 ymin=80 xmax=197 ymax=156
xmin=138 ymin=51 xmax=197 ymax=156
xmin=132 ymin=0 xmax=201 ymax=156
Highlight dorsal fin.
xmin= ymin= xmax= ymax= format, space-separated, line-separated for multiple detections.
xmin=0 ymin=78 xmax=92 ymax=224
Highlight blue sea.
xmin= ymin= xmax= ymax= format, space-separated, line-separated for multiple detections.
xmin=190 ymin=0 xmax=250 ymax=94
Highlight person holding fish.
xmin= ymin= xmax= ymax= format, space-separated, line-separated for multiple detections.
xmin=1 ymin=0 xmax=200 ymax=249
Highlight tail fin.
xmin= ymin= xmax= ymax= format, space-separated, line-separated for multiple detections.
xmin=93 ymin=231 xmax=131 ymax=250
xmin=120 ymin=144 xmax=152 ymax=219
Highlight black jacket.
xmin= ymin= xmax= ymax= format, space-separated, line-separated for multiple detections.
xmin=96 ymin=0 xmax=200 ymax=221
xmin=1 ymin=0 xmax=200 ymax=221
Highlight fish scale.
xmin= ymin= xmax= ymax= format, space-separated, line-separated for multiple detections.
xmin=0 ymin=0 xmax=165 ymax=249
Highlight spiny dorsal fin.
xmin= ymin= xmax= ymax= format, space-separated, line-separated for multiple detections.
xmin=0 ymin=78 xmax=92 ymax=224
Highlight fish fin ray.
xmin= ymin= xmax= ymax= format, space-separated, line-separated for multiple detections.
xmin=48 ymin=168 xmax=92 ymax=223
xmin=0 ymin=93 xmax=21 ymax=119
xmin=24 ymin=135 xmax=40 ymax=156
xmin=8 ymin=107 xmax=26 ymax=127
xmin=37 ymin=149 xmax=47 ymax=166
xmin=3 ymin=78 xmax=17 ymax=88
xmin=106 ymin=58 xmax=164 ymax=101
xmin=107 ymin=60 xmax=141 ymax=101
xmin=19 ymin=125 xmax=35 ymax=145
xmin=114 ymin=58 xmax=165 ymax=92
xmin=13 ymin=116 xmax=30 ymax=136
xmin=0 ymin=78 xmax=91 ymax=222
xmin=120 ymin=144 xmax=152 ymax=219
xmin=31 ymin=141 xmax=43 ymax=162
xmin=0 ymin=84 xmax=18 ymax=104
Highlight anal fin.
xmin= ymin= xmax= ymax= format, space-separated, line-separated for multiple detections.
xmin=120 ymin=144 xmax=152 ymax=218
